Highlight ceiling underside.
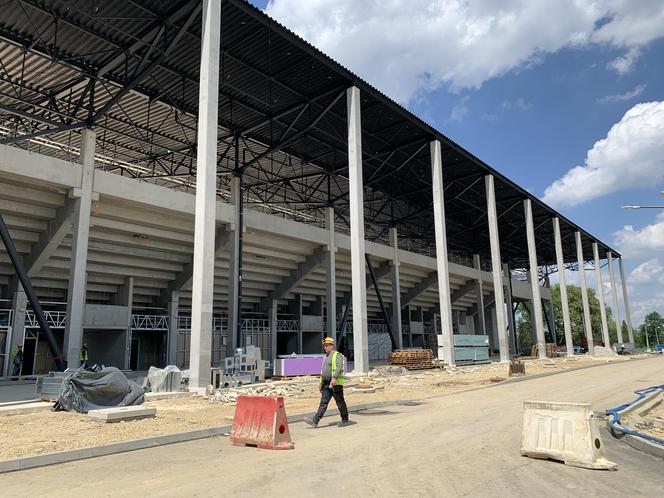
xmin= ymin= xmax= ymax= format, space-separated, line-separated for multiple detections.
xmin=0 ymin=0 xmax=618 ymax=267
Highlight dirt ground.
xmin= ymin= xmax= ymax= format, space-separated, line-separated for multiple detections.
xmin=0 ymin=354 xmax=636 ymax=461
xmin=622 ymin=390 xmax=664 ymax=440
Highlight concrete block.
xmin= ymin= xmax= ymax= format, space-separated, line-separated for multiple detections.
xmin=20 ymin=448 xmax=92 ymax=470
xmin=87 ymin=406 xmax=156 ymax=423
xmin=144 ymin=391 xmax=194 ymax=401
xmin=0 ymin=458 xmax=21 ymax=473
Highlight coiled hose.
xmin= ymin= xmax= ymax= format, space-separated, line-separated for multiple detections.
xmin=605 ymin=385 xmax=664 ymax=446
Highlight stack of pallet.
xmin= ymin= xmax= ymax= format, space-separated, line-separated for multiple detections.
xmin=530 ymin=343 xmax=558 ymax=358
xmin=388 ymin=349 xmax=434 ymax=370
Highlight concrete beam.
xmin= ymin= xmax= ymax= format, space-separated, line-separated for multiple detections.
xmin=390 ymin=227 xmax=402 ymax=348
xmin=160 ymin=225 xmax=231 ymax=304
xmin=450 ymin=280 xmax=477 ymax=304
xmin=401 ymin=271 xmax=437 ymax=308
xmin=325 ymin=207 xmax=336 ymax=340
xmin=259 ymin=246 xmax=327 ymax=312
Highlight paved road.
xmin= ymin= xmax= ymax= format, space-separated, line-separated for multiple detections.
xmin=1 ymin=357 xmax=662 ymax=497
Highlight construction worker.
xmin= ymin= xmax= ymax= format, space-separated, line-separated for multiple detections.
xmin=79 ymin=343 xmax=89 ymax=369
xmin=304 ymin=337 xmax=350 ymax=428
xmin=11 ymin=344 xmax=23 ymax=380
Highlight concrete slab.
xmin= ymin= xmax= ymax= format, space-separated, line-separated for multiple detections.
xmin=144 ymin=391 xmax=194 ymax=401
xmin=87 ymin=406 xmax=156 ymax=423
xmin=0 ymin=401 xmax=53 ymax=416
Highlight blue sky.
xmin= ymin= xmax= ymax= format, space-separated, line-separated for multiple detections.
xmin=252 ymin=0 xmax=664 ymax=324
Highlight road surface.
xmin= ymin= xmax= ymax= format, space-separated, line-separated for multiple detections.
xmin=1 ymin=357 xmax=662 ymax=497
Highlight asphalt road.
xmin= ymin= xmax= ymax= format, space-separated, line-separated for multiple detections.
xmin=1 ymin=357 xmax=662 ymax=497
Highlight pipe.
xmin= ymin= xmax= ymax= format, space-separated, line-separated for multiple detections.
xmin=0 ymin=213 xmax=66 ymax=371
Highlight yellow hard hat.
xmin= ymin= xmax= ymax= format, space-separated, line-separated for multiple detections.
xmin=322 ymin=337 xmax=335 ymax=345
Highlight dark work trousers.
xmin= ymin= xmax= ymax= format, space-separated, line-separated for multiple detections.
xmin=314 ymin=379 xmax=349 ymax=424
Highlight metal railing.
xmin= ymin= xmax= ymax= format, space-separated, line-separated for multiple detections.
xmin=25 ymin=310 xmax=67 ymax=329
xmin=131 ymin=314 xmax=169 ymax=331
xmin=0 ymin=309 xmax=12 ymax=328
xmin=277 ymin=319 xmax=299 ymax=332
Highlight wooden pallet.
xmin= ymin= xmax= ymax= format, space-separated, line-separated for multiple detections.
xmin=388 ymin=349 xmax=434 ymax=370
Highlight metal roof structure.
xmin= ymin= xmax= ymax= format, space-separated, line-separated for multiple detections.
xmin=0 ymin=0 xmax=618 ymax=269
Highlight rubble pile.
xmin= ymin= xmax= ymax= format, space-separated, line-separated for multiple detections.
xmin=210 ymin=382 xmax=308 ymax=405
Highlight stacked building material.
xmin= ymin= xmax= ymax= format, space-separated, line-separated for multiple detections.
xmin=530 ymin=343 xmax=559 ymax=358
xmin=388 ymin=349 xmax=434 ymax=370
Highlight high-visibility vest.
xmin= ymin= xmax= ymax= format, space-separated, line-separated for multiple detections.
xmin=321 ymin=351 xmax=345 ymax=386
xmin=80 ymin=349 xmax=88 ymax=362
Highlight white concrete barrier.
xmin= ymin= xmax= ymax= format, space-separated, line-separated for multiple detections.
xmin=521 ymin=401 xmax=617 ymax=470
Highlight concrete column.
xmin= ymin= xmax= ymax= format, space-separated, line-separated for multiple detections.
xmin=431 ymin=140 xmax=455 ymax=365
xmin=5 ymin=289 xmax=26 ymax=376
xmin=268 ymin=299 xmax=278 ymax=364
xmin=502 ymin=263 xmax=516 ymax=355
xmin=324 ymin=207 xmax=336 ymax=341
xmin=473 ymin=255 xmax=486 ymax=336
xmin=347 ymin=86 xmax=369 ymax=373
xmin=547 ymin=299 xmax=557 ymax=345
xmin=228 ymin=176 xmax=241 ymax=354
xmin=295 ymin=294 xmax=303 ymax=354
xmin=119 ymin=276 xmax=134 ymax=370
xmin=524 ymin=199 xmax=546 ymax=359
xmin=189 ymin=0 xmax=221 ymax=391
xmin=607 ymin=252 xmax=623 ymax=344
xmin=593 ymin=243 xmax=610 ymax=348
xmin=390 ymin=227 xmax=403 ymax=349
xmin=167 ymin=291 xmax=180 ymax=366
xmin=619 ymin=258 xmax=634 ymax=345
xmin=576 ymin=231 xmax=594 ymax=355
xmin=485 ymin=175 xmax=509 ymax=362
xmin=553 ymin=217 xmax=574 ymax=356
xmin=64 ymin=128 xmax=95 ymax=368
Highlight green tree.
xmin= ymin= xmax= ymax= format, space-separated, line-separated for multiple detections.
xmin=550 ymin=284 xmax=610 ymax=346
xmin=640 ymin=311 xmax=664 ymax=349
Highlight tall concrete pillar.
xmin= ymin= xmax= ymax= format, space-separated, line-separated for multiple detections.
xmin=431 ymin=140 xmax=455 ymax=365
xmin=524 ymin=199 xmax=546 ymax=359
xmin=619 ymin=258 xmax=634 ymax=345
xmin=5 ymin=289 xmax=26 ymax=376
xmin=593 ymin=243 xmax=610 ymax=348
xmin=268 ymin=299 xmax=278 ymax=364
xmin=228 ymin=176 xmax=241 ymax=354
xmin=390 ymin=227 xmax=403 ymax=349
xmin=547 ymin=298 xmax=557 ymax=344
xmin=473 ymin=255 xmax=486 ymax=336
xmin=295 ymin=294 xmax=303 ymax=354
xmin=118 ymin=276 xmax=134 ymax=369
xmin=576 ymin=232 xmax=594 ymax=355
xmin=502 ymin=263 xmax=516 ymax=354
xmin=347 ymin=86 xmax=369 ymax=373
xmin=167 ymin=291 xmax=180 ymax=366
xmin=485 ymin=175 xmax=509 ymax=362
xmin=607 ymin=252 xmax=623 ymax=344
xmin=324 ymin=207 xmax=336 ymax=341
xmin=64 ymin=128 xmax=95 ymax=368
xmin=553 ymin=217 xmax=574 ymax=356
xmin=189 ymin=0 xmax=221 ymax=390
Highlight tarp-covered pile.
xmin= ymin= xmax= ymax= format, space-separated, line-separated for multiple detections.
xmin=53 ymin=367 xmax=144 ymax=413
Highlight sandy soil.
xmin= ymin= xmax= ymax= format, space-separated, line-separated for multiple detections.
xmin=0 ymin=354 xmax=635 ymax=461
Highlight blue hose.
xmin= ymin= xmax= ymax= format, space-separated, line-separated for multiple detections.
xmin=606 ymin=385 xmax=664 ymax=446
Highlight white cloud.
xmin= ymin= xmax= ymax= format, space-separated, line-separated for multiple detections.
xmin=607 ymin=47 xmax=641 ymax=74
xmin=265 ymin=0 xmax=664 ymax=103
xmin=542 ymin=101 xmax=664 ymax=207
xmin=628 ymin=258 xmax=664 ymax=284
xmin=448 ymin=96 xmax=470 ymax=123
xmin=597 ymin=83 xmax=646 ymax=103
xmin=614 ymin=211 xmax=664 ymax=259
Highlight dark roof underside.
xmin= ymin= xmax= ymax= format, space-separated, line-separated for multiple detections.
xmin=0 ymin=0 xmax=618 ymax=269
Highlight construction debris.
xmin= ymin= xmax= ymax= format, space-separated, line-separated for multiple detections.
xmin=530 ymin=344 xmax=559 ymax=358
xmin=210 ymin=382 xmax=308 ymax=405
xmin=593 ymin=346 xmax=619 ymax=357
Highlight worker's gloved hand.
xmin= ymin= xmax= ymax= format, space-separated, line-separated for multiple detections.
xmin=330 ymin=378 xmax=337 ymax=387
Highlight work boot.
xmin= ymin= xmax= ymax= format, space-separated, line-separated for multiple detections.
xmin=304 ymin=416 xmax=318 ymax=428
xmin=337 ymin=420 xmax=351 ymax=428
